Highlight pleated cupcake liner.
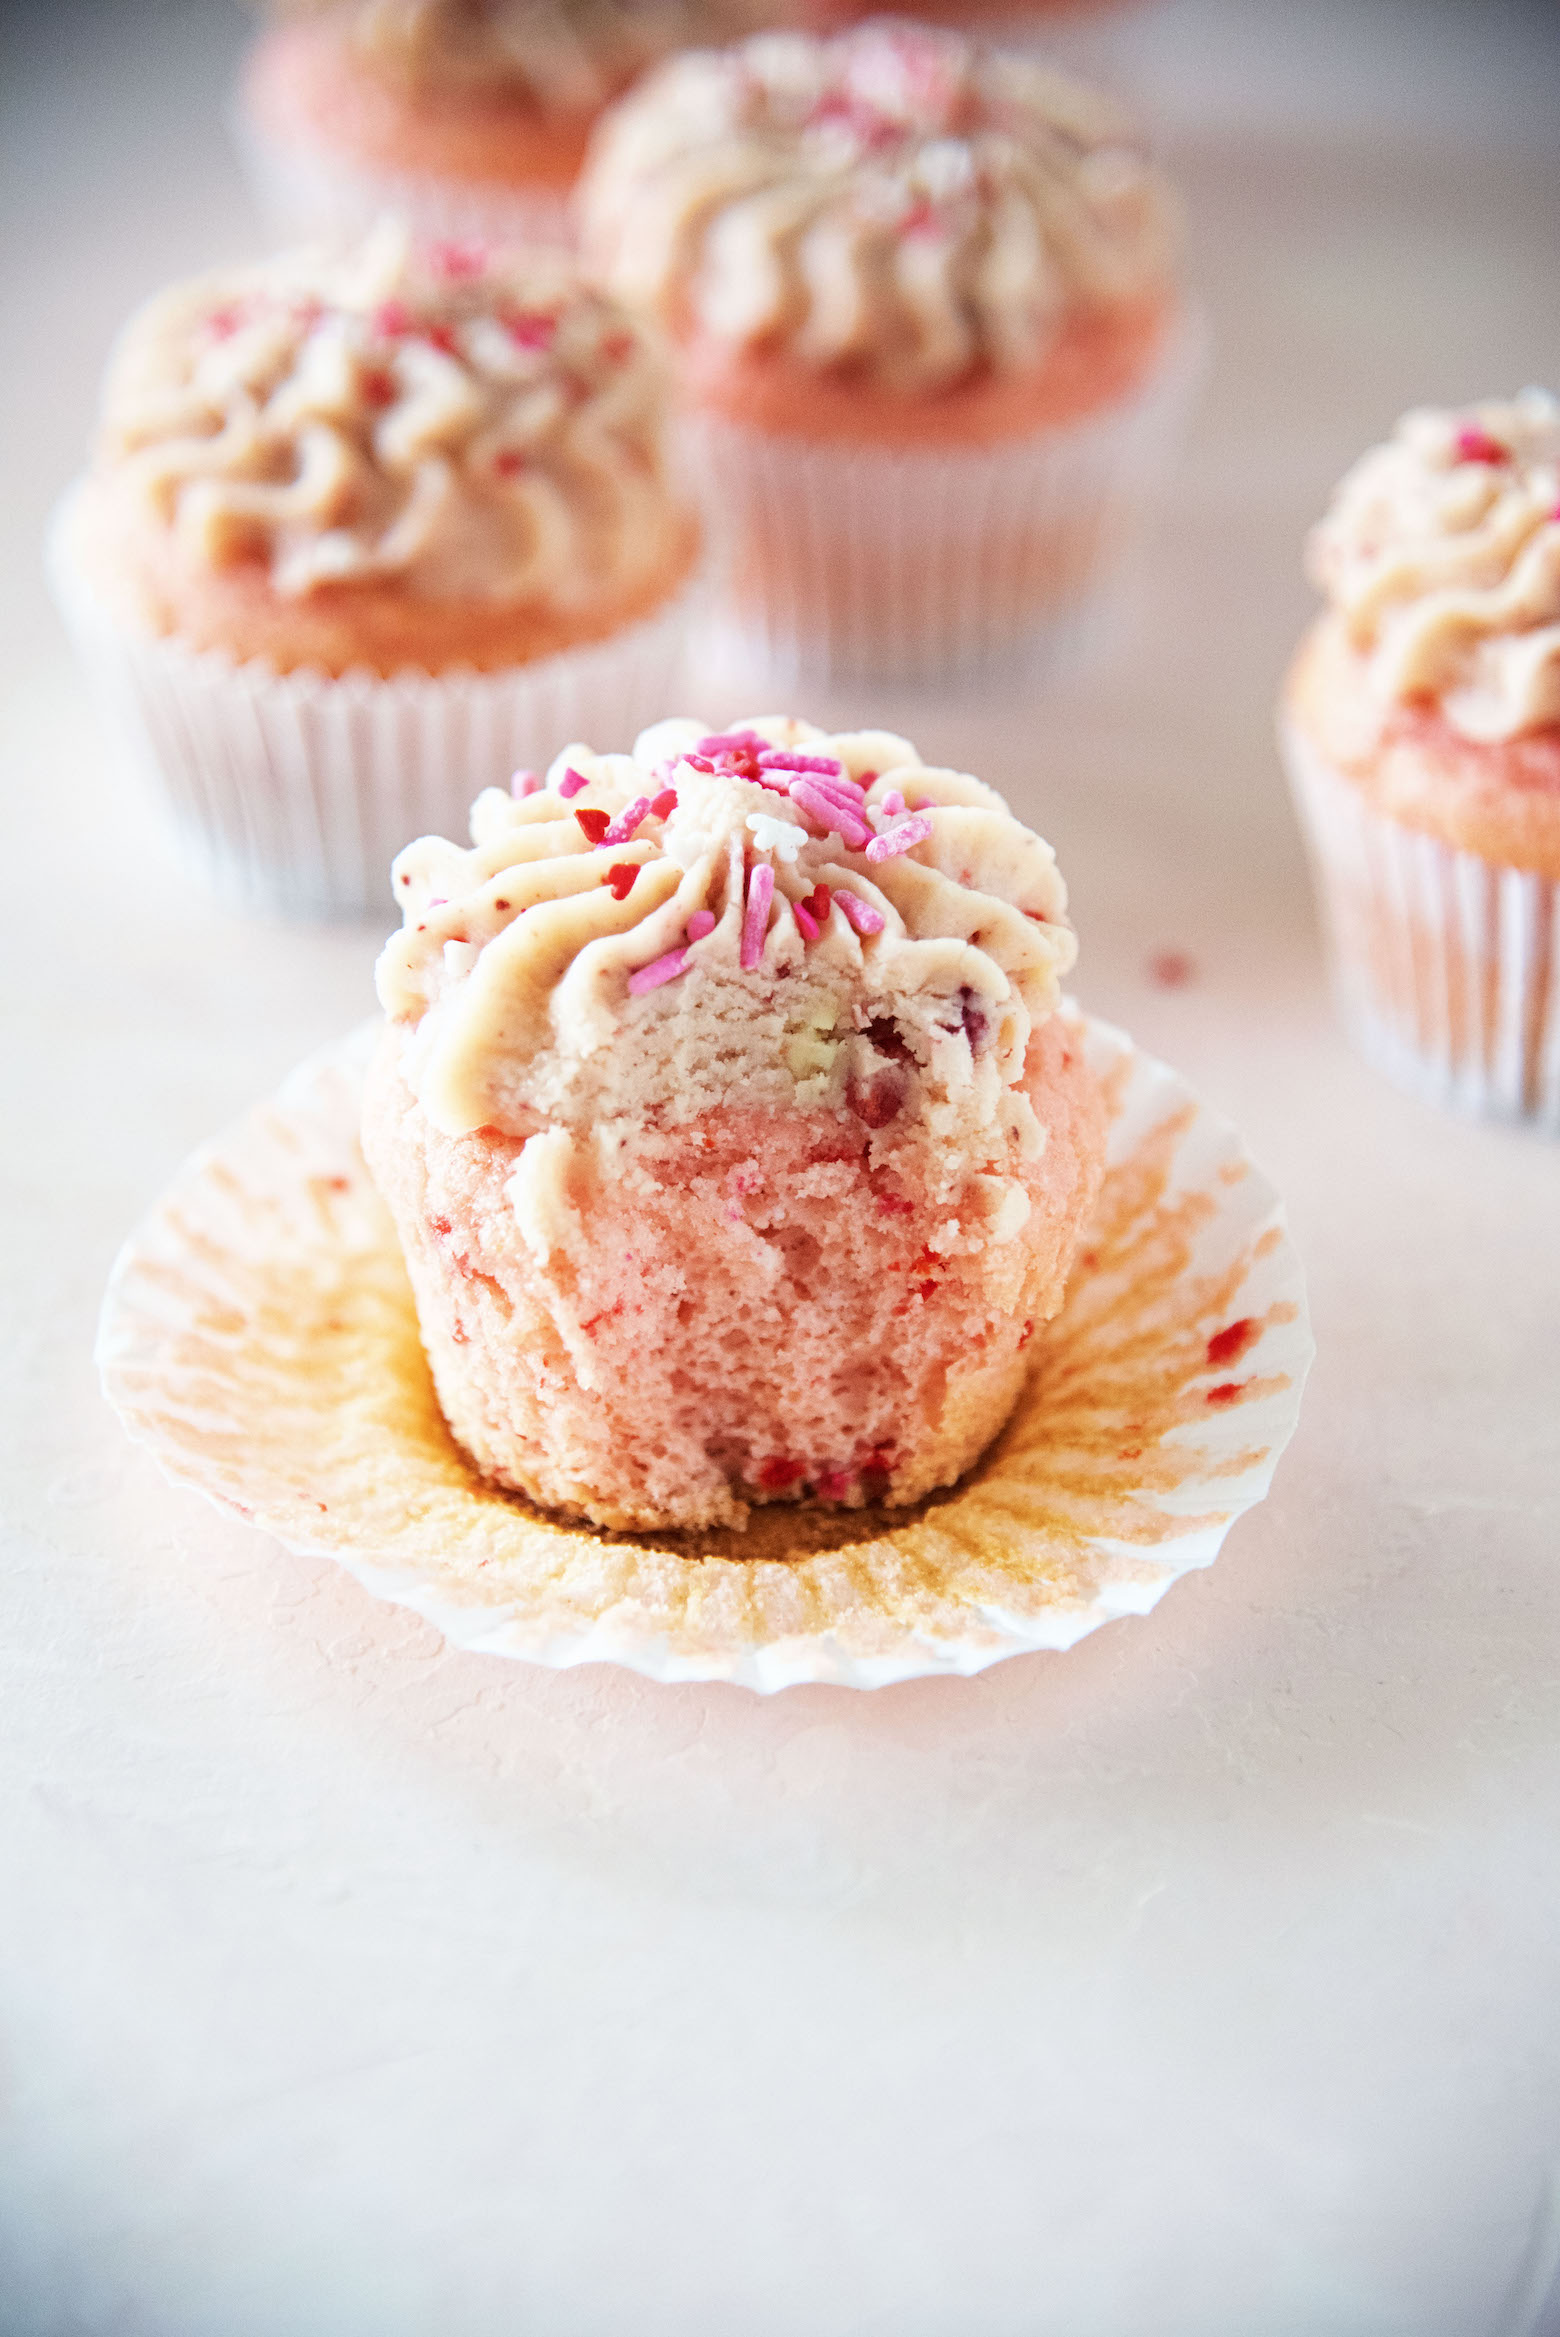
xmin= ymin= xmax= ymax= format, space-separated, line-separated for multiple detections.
xmin=683 ymin=311 xmax=1205 ymax=689
xmin=96 ymin=1008 xmax=1312 ymax=1693
xmin=1282 ymin=719 xmax=1560 ymax=1133
xmin=48 ymin=491 xmax=700 ymax=919
xmin=227 ymin=94 xmax=576 ymax=253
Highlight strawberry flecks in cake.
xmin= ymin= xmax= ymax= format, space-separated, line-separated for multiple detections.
xmin=866 ymin=813 xmax=935 ymax=862
xmin=835 ymin=889 xmax=885 ymax=936
xmin=558 ymin=767 xmax=589 ymax=798
xmin=1454 ymin=426 xmax=1509 ymax=466
xmin=741 ymin=861 xmax=775 ymax=970
xmin=605 ymin=863 xmax=640 ymax=902
xmin=599 ymin=796 xmax=653 ymax=848
xmin=1205 ymin=1381 xmax=1243 ymax=1407
xmin=574 ymin=808 xmax=611 ymax=844
xmin=1206 ymin=1316 xmax=1259 ymax=1368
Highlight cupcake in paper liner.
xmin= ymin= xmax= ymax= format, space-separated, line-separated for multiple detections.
xmin=362 ymin=716 xmax=1108 ymax=1530
xmin=579 ymin=17 xmax=1194 ymax=684
xmin=232 ymin=0 xmax=777 ymax=250
xmin=1281 ymin=390 xmax=1560 ymax=1131
xmin=49 ymin=224 xmax=703 ymax=916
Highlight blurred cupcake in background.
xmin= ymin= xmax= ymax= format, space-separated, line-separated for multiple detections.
xmin=1282 ymin=391 xmax=1560 ymax=1131
xmin=233 ymin=0 xmax=774 ymax=250
xmin=49 ymin=226 xmax=702 ymax=915
xmin=580 ymin=16 xmax=1194 ymax=683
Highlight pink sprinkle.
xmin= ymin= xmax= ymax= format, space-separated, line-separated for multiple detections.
xmin=741 ymin=862 xmax=774 ymax=971
xmin=599 ymin=794 xmax=651 ymax=847
xmin=835 ymin=889 xmax=885 ymax=936
xmin=650 ymin=788 xmax=678 ymax=819
xmin=794 ymin=770 xmax=868 ymax=817
xmin=558 ymin=767 xmax=589 ymax=799
xmin=681 ymin=753 xmax=715 ymax=774
xmin=794 ymin=901 xmax=819 ymax=942
xmin=510 ymin=768 xmax=543 ymax=798
xmin=881 ymin=789 xmax=905 ymax=817
xmin=628 ymin=948 xmax=690 ymax=996
xmin=427 ymin=238 xmax=487 ymax=279
xmin=697 ymin=730 xmax=767 ymax=756
xmin=502 ymin=310 xmax=557 ymax=350
xmin=373 ymin=298 xmax=412 ymax=338
xmin=686 ymin=909 xmax=716 ymax=942
xmin=757 ymin=750 xmax=848 ymax=780
xmin=865 ymin=814 xmax=934 ymax=862
xmin=791 ymin=780 xmax=871 ymax=849
xmin=816 ymin=1468 xmax=854 ymax=1502
xmin=1455 ymin=425 xmax=1508 ymax=465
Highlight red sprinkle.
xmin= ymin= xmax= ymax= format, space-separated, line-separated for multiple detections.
xmin=758 ymin=1457 xmax=806 ymax=1491
xmin=650 ymin=788 xmax=678 ymax=819
xmin=574 ymin=808 xmax=611 ymax=844
xmin=803 ymin=883 xmax=832 ymax=926
xmin=815 ymin=1468 xmax=855 ymax=1502
xmin=503 ymin=310 xmax=557 ymax=350
xmin=361 ymin=367 xmax=397 ymax=408
xmin=1206 ymin=1382 xmax=1242 ymax=1408
xmin=1455 ymin=426 xmax=1508 ymax=465
xmin=422 ymin=321 xmax=459 ymax=357
xmin=1149 ymin=948 xmax=1197 ymax=989
xmin=493 ymin=449 xmax=528 ymax=477
xmin=605 ymin=862 xmax=639 ymax=901
xmin=1017 ymin=1319 xmax=1035 ymax=1350
xmin=601 ymin=329 xmax=636 ymax=364
xmin=1207 ymin=1317 xmax=1259 ymax=1368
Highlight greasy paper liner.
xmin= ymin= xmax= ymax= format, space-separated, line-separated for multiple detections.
xmin=228 ymin=94 xmax=576 ymax=252
xmin=1283 ymin=720 xmax=1560 ymax=1132
xmin=684 ymin=314 xmax=1204 ymax=687
xmin=48 ymin=491 xmax=700 ymax=918
xmin=97 ymin=1010 xmax=1312 ymax=1692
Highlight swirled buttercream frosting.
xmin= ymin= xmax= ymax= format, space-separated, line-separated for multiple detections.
xmin=579 ymin=19 xmax=1177 ymax=394
xmin=93 ymin=225 xmax=688 ymax=606
xmin=377 ymin=714 xmax=1076 ymax=1193
xmin=1306 ymin=390 xmax=1560 ymax=743
xmin=278 ymin=0 xmax=773 ymax=111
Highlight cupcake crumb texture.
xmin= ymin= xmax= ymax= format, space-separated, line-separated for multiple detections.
xmin=1306 ymin=388 xmax=1560 ymax=741
xmin=581 ymin=18 xmax=1178 ymax=393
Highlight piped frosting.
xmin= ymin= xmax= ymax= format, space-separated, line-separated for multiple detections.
xmin=93 ymin=223 xmax=688 ymax=608
xmin=377 ymin=715 xmax=1075 ymax=1165
xmin=1307 ymin=389 xmax=1560 ymax=742
xmin=579 ymin=19 xmax=1178 ymax=394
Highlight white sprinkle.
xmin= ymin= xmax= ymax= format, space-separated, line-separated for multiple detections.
xmin=746 ymin=812 xmax=807 ymax=864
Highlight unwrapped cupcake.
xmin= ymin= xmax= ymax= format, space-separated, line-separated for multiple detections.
xmin=363 ymin=716 xmax=1106 ymax=1529
xmin=1282 ymin=390 xmax=1560 ymax=1131
xmin=234 ymin=0 xmax=774 ymax=249
xmin=580 ymin=17 xmax=1192 ymax=682
xmin=49 ymin=226 xmax=702 ymax=914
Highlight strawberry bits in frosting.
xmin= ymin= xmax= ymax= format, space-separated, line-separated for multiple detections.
xmin=365 ymin=717 xmax=1107 ymax=1531
xmin=76 ymin=224 xmax=698 ymax=674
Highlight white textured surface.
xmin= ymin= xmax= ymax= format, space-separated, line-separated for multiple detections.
xmin=3 ymin=4 xmax=1560 ymax=2333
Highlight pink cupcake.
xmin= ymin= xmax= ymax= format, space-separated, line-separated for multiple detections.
xmin=363 ymin=715 xmax=1107 ymax=1529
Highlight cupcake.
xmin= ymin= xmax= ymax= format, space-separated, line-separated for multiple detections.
xmin=48 ymin=226 xmax=702 ymax=915
xmin=579 ymin=17 xmax=1191 ymax=683
xmin=234 ymin=0 xmax=773 ymax=249
xmin=362 ymin=715 xmax=1107 ymax=1530
xmin=1281 ymin=390 xmax=1560 ymax=1131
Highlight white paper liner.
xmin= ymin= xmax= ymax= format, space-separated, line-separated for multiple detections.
xmin=47 ymin=490 xmax=700 ymax=918
xmin=228 ymin=91 xmax=576 ymax=252
xmin=97 ymin=1009 xmax=1312 ymax=1692
xmin=683 ymin=312 xmax=1204 ymax=687
xmin=1282 ymin=720 xmax=1560 ymax=1133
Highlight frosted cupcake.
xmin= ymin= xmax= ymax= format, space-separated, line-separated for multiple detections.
xmin=580 ymin=18 xmax=1190 ymax=682
xmin=1282 ymin=391 xmax=1560 ymax=1131
xmin=363 ymin=716 xmax=1106 ymax=1530
xmin=49 ymin=226 xmax=702 ymax=914
xmin=235 ymin=0 xmax=771 ymax=249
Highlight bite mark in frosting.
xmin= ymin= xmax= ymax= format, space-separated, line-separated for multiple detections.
xmin=1307 ymin=389 xmax=1560 ymax=743
xmin=580 ymin=19 xmax=1178 ymax=395
xmin=377 ymin=714 xmax=1076 ymax=1166
xmin=94 ymin=224 xmax=688 ymax=609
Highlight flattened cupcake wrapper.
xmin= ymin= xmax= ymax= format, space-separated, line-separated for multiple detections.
xmin=685 ymin=313 xmax=1204 ymax=687
xmin=97 ymin=1009 xmax=1312 ymax=1692
xmin=1282 ymin=721 xmax=1560 ymax=1133
xmin=48 ymin=491 xmax=701 ymax=918
xmin=228 ymin=95 xmax=576 ymax=252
